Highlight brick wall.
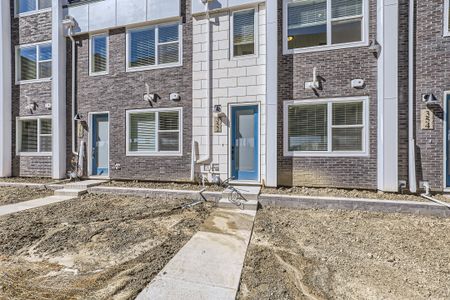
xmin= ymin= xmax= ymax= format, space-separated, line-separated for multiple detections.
xmin=10 ymin=1 xmax=53 ymax=177
xmin=69 ymin=0 xmax=193 ymax=182
xmin=415 ymin=0 xmax=450 ymax=191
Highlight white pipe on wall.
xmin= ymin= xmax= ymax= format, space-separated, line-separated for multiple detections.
xmin=408 ymin=0 xmax=417 ymax=193
xmin=68 ymin=27 xmax=78 ymax=156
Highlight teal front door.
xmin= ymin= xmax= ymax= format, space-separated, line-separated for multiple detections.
xmin=231 ymin=105 xmax=259 ymax=181
xmin=92 ymin=114 xmax=109 ymax=176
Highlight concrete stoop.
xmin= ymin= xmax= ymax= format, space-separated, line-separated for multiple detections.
xmin=54 ymin=180 xmax=107 ymax=197
xmin=136 ymin=207 xmax=257 ymax=300
xmin=218 ymin=185 xmax=261 ymax=211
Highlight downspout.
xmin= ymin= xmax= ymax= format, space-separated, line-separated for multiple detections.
xmin=191 ymin=0 xmax=212 ymax=181
xmin=408 ymin=0 xmax=417 ymax=193
xmin=67 ymin=25 xmax=77 ymax=156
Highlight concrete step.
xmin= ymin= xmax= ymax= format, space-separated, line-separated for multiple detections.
xmin=218 ymin=198 xmax=259 ymax=211
xmin=54 ymin=189 xmax=87 ymax=197
xmin=63 ymin=180 xmax=107 ymax=190
xmin=222 ymin=186 xmax=261 ymax=201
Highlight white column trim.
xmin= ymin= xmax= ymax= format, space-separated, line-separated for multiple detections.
xmin=52 ymin=0 xmax=67 ymax=179
xmin=377 ymin=0 xmax=399 ymax=192
xmin=0 ymin=0 xmax=12 ymax=177
xmin=265 ymin=0 xmax=278 ymax=187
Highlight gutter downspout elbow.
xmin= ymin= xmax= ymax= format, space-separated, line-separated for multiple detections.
xmin=408 ymin=0 xmax=417 ymax=193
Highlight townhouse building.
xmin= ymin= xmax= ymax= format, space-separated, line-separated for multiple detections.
xmin=0 ymin=0 xmax=449 ymax=194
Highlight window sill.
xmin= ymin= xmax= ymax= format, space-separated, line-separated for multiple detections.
xmin=16 ymin=78 xmax=52 ymax=85
xmin=126 ymin=62 xmax=182 ymax=73
xmin=16 ymin=152 xmax=52 ymax=157
xmin=15 ymin=8 xmax=52 ymax=18
xmin=284 ymin=41 xmax=369 ymax=55
xmin=284 ymin=151 xmax=369 ymax=158
xmin=89 ymin=71 xmax=109 ymax=77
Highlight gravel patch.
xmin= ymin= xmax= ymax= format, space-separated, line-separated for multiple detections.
xmin=103 ymin=180 xmax=224 ymax=192
xmin=0 ymin=193 xmax=212 ymax=299
xmin=0 ymin=187 xmax=54 ymax=206
xmin=262 ymin=186 xmax=431 ymax=202
xmin=238 ymin=207 xmax=450 ymax=299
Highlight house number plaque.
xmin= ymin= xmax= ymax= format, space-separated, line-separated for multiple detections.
xmin=421 ymin=108 xmax=434 ymax=130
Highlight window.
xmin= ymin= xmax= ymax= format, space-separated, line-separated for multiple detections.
xmin=445 ymin=0 xmax=450 ymax=36
xmin=232 ymin=9 xmax=256 ymax=57
xmin=127 ymin=23 xmax=181 ymax=71
xmin=284 ymin=0 xmax=367 ymax=52
xmin=17 ymin=42 xmax=52 ymax=83
xmin=16 ymin=0 xmax=51 ymax=16
xmin=17 ymin=117 xmax=52 ymax=155
xmin=284 ymin=98 xmax=368 ymax=156
xmin=90 ymin=33 xmax=109 ymax=75
xmin=127 ymin=108 xmax=182 ymax=155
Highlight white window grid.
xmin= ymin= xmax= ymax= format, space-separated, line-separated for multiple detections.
xmin=15 ymin=0 xmax=52 ymax=17
xmin=16 ymin=116 xmax=52 ymax=156
xmin=230 ymin=8 xmax=258 ymax=58
xmin=126 ymin=107 xmax=183 ymax=156
xmin=16 ymin=41 xmax=52 ymax=84
xmin=126 ymin=22 xmax=182 ymax=72
xmin=283 ymin=97 xmax=369 ymax=157
xmin=283 ymin=0 xmax=369 ymax=54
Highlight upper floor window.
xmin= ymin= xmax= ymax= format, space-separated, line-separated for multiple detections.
xmin=284 ymin=0 xmax=367 ymax=53
xmin=284 ymin=97 xmax=368 ymax=156
xmin=16 ymin=42 xmax=52 ymax=84
xmin=445 ymin=0 xmax=450 ymax=36
xmin=90 ymin=33 xmax=109 ymax=75
xmin=127 ymin=22 xmax=181 ymax=71
xmin=17 ymin=116 xmax=52 ymax=156
xmin=232 ymin=9 xmax=256 ymax=57
xmin=16 ymin=0 xmax=51 ymax=16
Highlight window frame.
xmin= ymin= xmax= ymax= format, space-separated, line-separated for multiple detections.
xmin=16 ymin=115 xmax=52 ymax=156
xmin=15 ymin=0 xmax=52 ymax=18
xmin=230 ymin=7 xmax=259 ymax=58
xmin=283 ymin=96 xmax=369 ymax=157
xmin=89 ymin=32 xmax=109 ymax=76
xmin=283 ymin=0 xmax=369 ymax=54
xmin=445 ymin=0 xmax=450 ymax=37
xmin=126 ymin=107 xmax=183 ymax=156
xmin=15 ymin=41 xmax=52 ymax=85
xmin=125 ymin=21 xmax=183 ymax=72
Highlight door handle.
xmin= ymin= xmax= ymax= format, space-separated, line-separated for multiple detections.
xmin=231 ymin=146 xmax=235 ymax=160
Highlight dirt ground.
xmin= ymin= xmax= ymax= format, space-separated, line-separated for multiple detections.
xmin=0 ymin=193 xmax=212 ymax=300
xmin=0 ymin=177 xmax=65 ymax=184
xmin=238 ymin=207 xmax=450 ymax=300
xmin=0 ymin=187 xmax=54 ymax=206
xmin=104 ymin=180 xmax=224 ymax=192
xmin=262 ymin=186 xmax=445 ymax=202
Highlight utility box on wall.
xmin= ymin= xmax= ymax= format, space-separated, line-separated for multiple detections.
xmin=421 ymin=108 xmax=434 ymax=130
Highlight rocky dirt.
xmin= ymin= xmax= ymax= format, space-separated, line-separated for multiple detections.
xmin=0 ymin=194 xmax=212 ymax=300
xmin=262 ymin=186 xmax=435 ymax=202
xmin=238 ymin=207 xmax=450 ymax=300
xmin=103 ymin=180 xmax=224 ymax=192
xmin=0 ymin=187 xmax=54 ymax=206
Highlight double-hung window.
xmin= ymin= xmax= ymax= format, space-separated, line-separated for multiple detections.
xmin=285 ymin=0 xmax=367 ymax=52
xmin=16 ymin=0 xmax=51 ymax=16
xmin=232 ymin=9 xmax=256 ymax=57
xmin=17 ymin=42 xmax=52 ymax=83
xmin=284 ymin=97 xmax=368 ymax=156
xmin=90 ymin=33 xmax=109 ymax=75
xmin=127 ymin=22 xmax=181 ymax=71
xmin=127 ymin=108 xmax=182 ymax=155
xmin=17 ymin=116 xmax=52 ymax=155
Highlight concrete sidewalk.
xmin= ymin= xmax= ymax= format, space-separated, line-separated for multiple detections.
xmin=136 ymin=207 xmax=256 ymax=300
xmin=0 ymin=195 xmax=76 ymax=217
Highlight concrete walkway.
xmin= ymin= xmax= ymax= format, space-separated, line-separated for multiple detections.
xmin=136 ymin=207 xmax=257 ymax=300
xmin=0 ymin=195 xmax=75 ymax=217
xmin=0 ymin=180 xmax=107 ymax=217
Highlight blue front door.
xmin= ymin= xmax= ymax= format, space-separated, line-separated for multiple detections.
xmin=231 ymin=105 xmax=259 ymax=181
xmin=92 ymin=114 xmax=109 ymax=176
